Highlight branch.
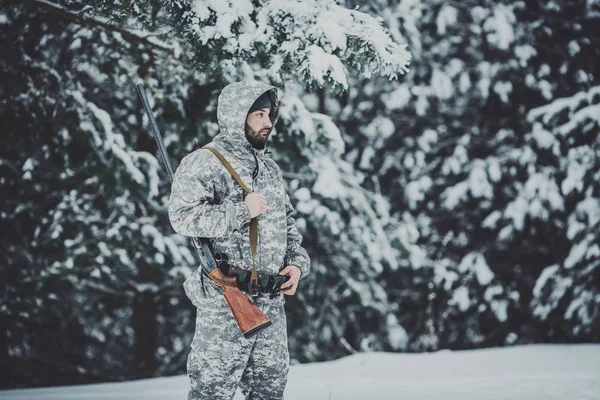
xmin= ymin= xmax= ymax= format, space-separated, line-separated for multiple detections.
xmin=23 ymin=0 xmax=174 ymax=53
xmin=282 ymin=171 xmax=317 ymax=181
xmin=83 ymin=280 xmax=134 ymax=298
xmin=339 ymin=336 xmax=358 ymax=354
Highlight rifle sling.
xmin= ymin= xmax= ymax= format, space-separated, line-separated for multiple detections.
xmin=202 ymin=146 xmax=259 ymax=292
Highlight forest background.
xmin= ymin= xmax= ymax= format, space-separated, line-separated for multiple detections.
xmin=1 ymin=0 xmax=599 ymax=389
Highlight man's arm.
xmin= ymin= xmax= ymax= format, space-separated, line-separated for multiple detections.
xmin=283 ymin=192 xmax=311 ymax=279
xmin=168 ymin=150 xmax=251 ymax=238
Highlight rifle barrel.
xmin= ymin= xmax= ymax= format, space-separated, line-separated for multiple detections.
xmin=136 ymin=83 xmax=175 ymax=181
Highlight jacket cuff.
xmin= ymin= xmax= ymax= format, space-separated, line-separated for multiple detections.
xmin=285 ymin=255 xmax=309 ymax=280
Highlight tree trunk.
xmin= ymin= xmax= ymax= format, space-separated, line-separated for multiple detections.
xmin=317 ymin=87 xmax=326 ymax=114
xmin=0 ymin=317 xmax=9 ymax=389
xmin=132 ymin=262 xmax=158 ymax=379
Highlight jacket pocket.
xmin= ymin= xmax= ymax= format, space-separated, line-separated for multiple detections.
xmin=183 ymin=267 xmax=222 ymax=308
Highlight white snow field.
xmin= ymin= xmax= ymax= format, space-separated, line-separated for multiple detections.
xmin=2 ymin=344 xmax=599 ymax=400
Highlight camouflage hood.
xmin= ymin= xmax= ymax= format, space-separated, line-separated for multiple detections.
xmin=210 ymin=81 xmax=279 ymax=168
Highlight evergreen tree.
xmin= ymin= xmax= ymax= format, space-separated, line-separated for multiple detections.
xmin=333 ymin=0 xmax=599 ymax=349
xmin=524 ymin=86 xmax=600 ymax=341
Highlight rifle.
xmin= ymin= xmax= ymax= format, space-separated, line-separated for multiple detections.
xmin=136 ymin=83 xmax=271 ymax=338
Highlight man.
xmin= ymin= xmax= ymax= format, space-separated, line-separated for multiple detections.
xmin=168 ymin=81 xmax=310 ymax=400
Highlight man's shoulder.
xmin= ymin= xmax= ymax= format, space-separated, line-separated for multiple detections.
xmin=178 ymin=146 xmax=223 ymax=173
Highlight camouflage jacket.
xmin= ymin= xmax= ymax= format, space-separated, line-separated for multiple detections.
xmin=168 ymin=81 xmax=310 ymax=288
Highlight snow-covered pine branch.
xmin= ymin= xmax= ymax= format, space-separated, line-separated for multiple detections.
xmin=167 ymin=0 xmax=411 ymax=91
xmin=23 ymin=0 xmax=175 ymax=53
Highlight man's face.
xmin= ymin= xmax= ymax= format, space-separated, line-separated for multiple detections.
xmin=245 ymin=108 xmax=272 ymax=149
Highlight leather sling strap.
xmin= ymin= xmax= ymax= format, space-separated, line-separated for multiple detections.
xmin=202 ymin=146 xmax=259 ymax=294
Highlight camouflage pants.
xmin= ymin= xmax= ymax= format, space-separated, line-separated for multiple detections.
xmin=185 ymin=276 xmax=289 ymax=400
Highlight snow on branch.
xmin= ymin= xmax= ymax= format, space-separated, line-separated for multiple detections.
xmin=23 ymin=0 xmax=175 ymax=53
xmin=257 ymin=1 xmax=412 ymax=88
xmin=179 ymin=0 xmax=411 ymax=90
xmin=71 ymin=90 xmax=147 ymax=185
xmin=527 ymin=85 xmax=600 ymax=136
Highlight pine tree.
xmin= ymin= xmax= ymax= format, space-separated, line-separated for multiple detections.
xmin=525 ymin=86 xmax=600 ymax=341
xmin=331 ymin=0 xmax=599 ymax=349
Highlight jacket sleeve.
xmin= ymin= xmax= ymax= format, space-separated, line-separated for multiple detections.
xmin=168 ymin=149 xmax=251 ymax=238
xmin=283 ymin=192 xmax=311 ymax=279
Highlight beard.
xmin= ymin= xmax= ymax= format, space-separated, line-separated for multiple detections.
xmin=245 ymin=123 xmax=270 ymax=149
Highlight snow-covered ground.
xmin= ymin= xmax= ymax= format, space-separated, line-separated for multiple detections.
xmin=2 ymin=344 xmax=599 ymax=400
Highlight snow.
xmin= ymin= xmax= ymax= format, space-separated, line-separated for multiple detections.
xmin=132 ymin=151 xmax=161 ymax=198
xmin=487 ymin=157 xmax=501 ymax=182
xmin=485 ymin=285 xmax=508 ymax=322
xmin=538 ymin=79 xmax=553 ymax=100
xmin=4 ymin=345 xmax=598 ymax=399
xmin=72 ymin=92 xmax=145 ymax=185
xmin=431 ymin=69 xmax=453 ymax=100
xmin=527 ymin=173 xmax=564 ymax=211
xmin=442 ymin=181 xmax=469 ymax=209
xmin=476 ymin=62 xmax=493 ymax=99
xmin=452 ymin=286 xmax=470 ymax=312
xmin=216 ymin=13 xmax=235 ymax=38
xmin=442 ymin=144 xmax=468 ymax=176
xmin=362 ymin=116 xmax=395 ymax=149
xmin=493 ymin=80 xmax=512 ymax=103
xmin=474 ymin=259 xmax=494 ymax=286
xmin=383 ymin=85 xmax=411 ymax=110
xmin=436 ymin=5 xmax=457 ymax=35
xmin=417 ymin=129 xmax=437 ymax=153
xmin=141 ymin=224 xmax=166 ymax=253
xmin=312 ymin=158 xmax=344 ymax=199
xmin=311 ymin=113 xmax=345 ymax=156
xmin=22 ymin=158 xmax=34 ymax=171
xmin=482 ymin=210 xmax=501 ymax=229
xmin=458 ymin=71 xmax=471 ymax=92
xmin=503 ymin=171 xmax=566 ymax=231
xmin=528 ymin=86 xmax=600 ymax=133
xmin=587 ymin=244 xmax=600 ymax=259
xmin=253 ymin=0 xmax=410 ymax=87
xmin=531 ymin=122 xmax=555 ymax=149
xmin=538 ymin=64 xmax=551 ymax=78
xmin=558 ymin=103 xmax=600 ymax=136
xmin=565 ymin=290 xmax=594 ymax=325
xmin=564 ymin=236 xmax=591 ymax=269
xmin=483 ymin=4 xmax=515 ymax=50
xmin=317 ymin=11 xmax=347 ymax=52
xmin=468 ymin=163 xmax=493 ymax=200
xmin=562 ymin=160 xmax=586 ymax=195
xmin=532 ymin=268 xmax=572 ymax=320
xmin=515 ymin=44 xmax=537 ymax=67
xmin=413 ymin=86 xmax=430 ymax=116
xmin=306 ymin=45 xmax=348 ymax=89
xmin=293 ymin=187 xmax=311 ymax=202
xmin=386 ymin=314 xmax=409 ymax=350
xmin=359 ymin=146 xmax=375 ymax=169
xmin=406 ymin=176 xmax=432 ymax=209
xmin=458 ymin=252 xmax=494 ymax=286
xmin=377 ymin=117 xmax=395 ymax=139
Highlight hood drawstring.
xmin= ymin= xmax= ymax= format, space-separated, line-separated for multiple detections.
xmin=252 ymin=151 xmax=259 ymax=181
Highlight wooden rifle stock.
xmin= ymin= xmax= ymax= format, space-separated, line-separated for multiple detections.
xmin=208 ymin=269 xmax=271 ymax=338
xmin=135 ymin=82 xmax=271 ymax=338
